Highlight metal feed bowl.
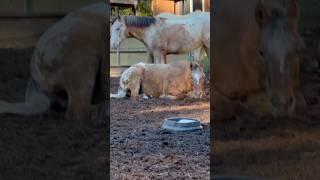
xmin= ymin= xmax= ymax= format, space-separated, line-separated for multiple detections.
xmin=161 ymin=117 xmax=203 ymax=132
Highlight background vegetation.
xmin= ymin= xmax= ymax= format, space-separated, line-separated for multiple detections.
xmin=299 ymin=0 xmax=320 ymax=30
xmin=111 ymin=0 xmax=152 ymax=16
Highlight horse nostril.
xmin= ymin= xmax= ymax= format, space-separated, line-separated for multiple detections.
xmin=288 ymin=97 xmax=294 ymax=105
xmin=259 ymin=50 xmax=264 ymax=57
xmin=270 ymin=97 xmax=279 ymax=107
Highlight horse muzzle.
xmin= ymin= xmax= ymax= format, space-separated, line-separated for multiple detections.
xmin=111 ymin=43 xmax=119 ymax=50
xmin=269 ymin=96 xmax=296 ymax=118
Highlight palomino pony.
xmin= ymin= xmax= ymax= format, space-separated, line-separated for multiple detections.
xmin=0 ymin=2 xmax=108 ymax=121
xmin=110 ymin=61 xmax=205 ymax=100
xmin=156 ymin=11 xmax=207 ymax=62
xmin=212 ymin=0 xmax=306 ymax=119
xmin=110 ymin=12 xmax=210 ymax=64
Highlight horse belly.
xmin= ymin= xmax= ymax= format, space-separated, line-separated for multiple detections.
xmin=166 ymin=80 xmax=189 ymax=96
xmin=142 ymin=68 xmax=167 ymax=97
xmin=142 ymin=80 xmax=163 ymax=97
xmin=160 ymin=25 xmax=201 ymax=54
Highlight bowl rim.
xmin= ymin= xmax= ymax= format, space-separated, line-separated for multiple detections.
xmin=162 ymin=117 xmax=203 ymax=132
xmin=164 ymin=117 xmax=201 ymax=122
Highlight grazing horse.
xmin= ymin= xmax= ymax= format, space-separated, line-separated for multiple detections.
xmin=0 ymin=2 xmax=108 ymax=121
xmin=156 ymin=11 xmax=207 ymax=62
xmin=110 ymin=12 xmax=210 ymax=64
xmin=110 ymin=61 xmax=205 ymax=100
xmin=213 ymin=0 xmax=306 ymax=119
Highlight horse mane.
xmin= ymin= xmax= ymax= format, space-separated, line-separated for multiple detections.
xmin=270 ymin=9 xmax=285 ymax=22
xmin=264 ymin=8 xmax=304 ymax=54
xmin=123 ymin=16 xmax=156 ymax=28
xmin=110 ymin=16 xmax=117 ymax=25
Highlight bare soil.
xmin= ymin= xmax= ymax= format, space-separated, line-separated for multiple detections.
xmin=110 ymin=74 xmax=210 ymax=179
xmin=2 ymin=37 xmax=319 ymax=179
xmin=0 ymin=48 xmax=107 ymax=179
xmin=213 ymin=33 xmax=320 ymax=179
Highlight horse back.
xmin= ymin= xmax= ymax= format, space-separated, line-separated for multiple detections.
xmin=142 ymin=61 xmax=192 ymax=97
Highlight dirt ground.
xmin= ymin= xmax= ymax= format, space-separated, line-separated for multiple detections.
xmin=0 ymin=48 xmax=107 ymax=179
xmin=213 ymin=32 xmax=320 ymax=179
xmin=1 ymin=39 xmax=319 ymax=180
xmin=110 ymin=72 xmax=210 ymax=179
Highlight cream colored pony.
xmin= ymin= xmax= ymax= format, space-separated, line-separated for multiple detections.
xmin=0 ymin=3 xmax=108 ymax=120
xmin=111 ymin=61 xmax=205 ymax=100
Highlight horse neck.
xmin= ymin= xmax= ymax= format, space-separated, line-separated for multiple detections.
xmin=125 ymin=26 xmax=148 ymax=44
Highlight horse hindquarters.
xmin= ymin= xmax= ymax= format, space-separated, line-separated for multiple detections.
xmin=64 ymin=59 xmax=99 ymax=121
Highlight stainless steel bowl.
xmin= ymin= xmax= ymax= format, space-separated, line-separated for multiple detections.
xmin=161 ymin=117 xmax=203 ymax=132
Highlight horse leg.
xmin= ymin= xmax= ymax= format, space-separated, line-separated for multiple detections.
xmin=65 ymin=68 xmax=97 ymax=121
xmin=164 ymin=54 xmax=167 ymax=64
xmin=0 ymin=78 xmax=51 ymax=115
xmin=147 ymin=52 xmax=154 ymax=63
xmin=159 ymin=95 xmax=178 ymax=100
xmin=153 ymin=51 xmax=162 ymax=64
xmin=129 ymin=84 xmax=140 ymax=101
xmin=159 ymin=79 xmax=182 ymax=100
xmin=126 ymin=77 xmax=141 ymax=101
xmin=153 ymin=50 xmax=166 ymax=64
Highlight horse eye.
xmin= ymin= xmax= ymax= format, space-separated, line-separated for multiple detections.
xmin=116 ymin=28 xmax=120 ymax=31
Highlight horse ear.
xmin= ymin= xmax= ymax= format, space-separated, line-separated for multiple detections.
xmin=255 ymin=0 xmax=268 ymax=28
xmin=286 ymin=0 xmax=300 ymax=31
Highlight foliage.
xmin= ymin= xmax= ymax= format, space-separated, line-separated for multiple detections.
xmin=111 ymin=0 xmax=153 ymax=16
xmin=136 ymin=0 xmax=153 ymax=16
xmin=202 ymin=56 xmax=210 ymax=72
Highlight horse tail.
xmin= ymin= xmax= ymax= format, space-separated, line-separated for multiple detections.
xmin=110 ymin=88 xmax=127 ymax=99
xmin=0 ymin=78 xmax=51 ymax=115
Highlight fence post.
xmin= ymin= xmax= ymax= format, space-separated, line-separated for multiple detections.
xmin=190 ymin=0 xmax=193 ymax=12
xmin=24 ymin=0 xmax=32 ymax=15
xmin=116 ymin=46 xmax=120 ymax=65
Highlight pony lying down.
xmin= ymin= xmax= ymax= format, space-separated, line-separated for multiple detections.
xmin=111 ymin=61 xmax=205 ymax=100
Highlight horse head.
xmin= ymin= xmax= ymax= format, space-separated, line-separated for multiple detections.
xmin=255 ymin=0 xmax=305 ymax=118
xmin=110 ymin=15 xmax=126 ymax=49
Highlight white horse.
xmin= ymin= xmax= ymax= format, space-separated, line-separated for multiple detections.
xmin=110 ymin=12 xmax=210 ymax=64
xmin=156 ymin=11 xmax=207 ymax=62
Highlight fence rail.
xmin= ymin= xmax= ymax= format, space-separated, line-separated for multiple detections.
xmin=110 ymin=47 xmax=148 ymax=66
xmin=0 ymin=13 xmax=66 ymax=18
xmin=110 ymin=48 xmax=147 ymax=54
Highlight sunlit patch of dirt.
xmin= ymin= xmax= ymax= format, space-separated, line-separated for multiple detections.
xmin=110 ymin=74 xmax=210 ymax=179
